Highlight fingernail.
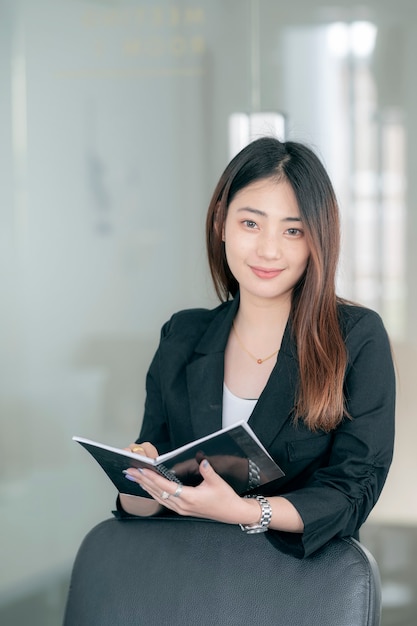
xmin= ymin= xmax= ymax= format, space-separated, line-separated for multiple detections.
xmin=202 ymin=459 xmax=209 ymax=468
xmin=124 ymin=473 xmax=136 ymax=482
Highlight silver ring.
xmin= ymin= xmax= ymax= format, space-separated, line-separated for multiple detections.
xmin=161 ymin=490 xmax=170 ymax=500
xmin=173 ymin=484 xmax=183 ymax=498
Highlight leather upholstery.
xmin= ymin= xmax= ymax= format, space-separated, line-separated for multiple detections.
xmin=63 ymin=517 xmax=381 ymax=626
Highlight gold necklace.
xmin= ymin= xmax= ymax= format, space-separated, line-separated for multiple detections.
xmin=232 ymin=321 xmax=280 ymax=365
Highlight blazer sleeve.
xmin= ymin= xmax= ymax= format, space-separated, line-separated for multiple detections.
xmin=113 ymin=322 xmax=173 ymax=518
xmin=136 ymin=320 xmax=172 ymax=455
xmin=272 ymin=308 xmax=396 ymax=558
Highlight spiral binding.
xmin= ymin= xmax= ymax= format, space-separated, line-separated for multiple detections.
xmin=157 ymin=463 xmax=182 ymax=484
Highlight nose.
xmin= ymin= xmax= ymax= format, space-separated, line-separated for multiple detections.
xmin=257 ymin=231 xmax=282 ymax=259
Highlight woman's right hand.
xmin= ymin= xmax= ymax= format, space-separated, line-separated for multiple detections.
xmin=125 ymin=441 xmax=159 ymax=459
xmin=120 ymin=441 xmax=162 ymax=517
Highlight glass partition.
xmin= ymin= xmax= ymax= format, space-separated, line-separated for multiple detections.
xmin=0 ymin=1 xmax=415 ymax=623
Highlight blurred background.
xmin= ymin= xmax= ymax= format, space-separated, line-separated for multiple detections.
xmin=0 ymin=0 xmax=416 ymax=624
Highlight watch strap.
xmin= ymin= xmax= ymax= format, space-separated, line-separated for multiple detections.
xmin=239 ymin=495 xmax=272 ymax=534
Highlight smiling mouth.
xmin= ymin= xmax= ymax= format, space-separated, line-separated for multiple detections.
xmin=250 ymin=266 xmax=283 ymax=279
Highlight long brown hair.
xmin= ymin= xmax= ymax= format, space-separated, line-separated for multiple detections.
xmin=206 ymin=137 xmax=348 ymax=432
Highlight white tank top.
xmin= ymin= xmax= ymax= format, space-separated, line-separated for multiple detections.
xmin=222 ymin=383 xmax=258 ymax=428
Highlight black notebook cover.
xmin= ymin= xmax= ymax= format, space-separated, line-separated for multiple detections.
xmin=73 ymin=421 xmax=284 ymax=497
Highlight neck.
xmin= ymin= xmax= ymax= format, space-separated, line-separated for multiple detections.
xmin=231 ymin=295 xmax=290 ymax=363
xmin=235 ymin=293 xmax=292 ymax=332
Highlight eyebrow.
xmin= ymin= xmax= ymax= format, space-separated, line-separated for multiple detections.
xmin=236 ymin=207 xmax=302 ymax=222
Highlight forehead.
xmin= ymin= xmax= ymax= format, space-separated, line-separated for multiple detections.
xmin=229 ymin=178 xmax=299 ymax=211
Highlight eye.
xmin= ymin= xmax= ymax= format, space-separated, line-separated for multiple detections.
xmin=285 ymin=227 xmax=303 ymax=237
xmin=243 ymin=219 xmax=258 ymax=229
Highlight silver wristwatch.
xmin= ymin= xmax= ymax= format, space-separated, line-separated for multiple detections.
xmin=239 ymin=495 xmax=272 ymax=534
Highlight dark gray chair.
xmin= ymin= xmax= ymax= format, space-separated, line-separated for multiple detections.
xmin=63 ymin=516 xmax=381 ymax=626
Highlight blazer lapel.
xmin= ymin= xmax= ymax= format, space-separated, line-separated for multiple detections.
xmin=248 ymin=322 xmax=299 ymax=450
xmin=186 ymin=352 xmax=224 ymax=440
xmin=186 ymin=298 xmax=238 ymax=440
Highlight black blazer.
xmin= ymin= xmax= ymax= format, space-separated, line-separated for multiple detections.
xmin=138 ymin=296 xmax=395 ymax=557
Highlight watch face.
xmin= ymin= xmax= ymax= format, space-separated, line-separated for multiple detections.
xmin=246 ymin=526 xmax=269 ymax=534
xmin=239 ymin=523 xmax=267 ymax=533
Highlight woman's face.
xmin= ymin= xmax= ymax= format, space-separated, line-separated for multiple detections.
xmin=222 ymin=178 xmax=311 ymax=305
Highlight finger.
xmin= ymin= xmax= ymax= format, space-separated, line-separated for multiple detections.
xmin=122 ymin=468 xmax=169 ymax=503
xmin=127 ymin=444 xmax=145 ymax=454
xmin=139 ymin=442 xmax=159 ymax=458
xmin=126 ymin=442 xmax=159 ymax=458
xmin=139 ymin=478 xmax=185 ymax=509
xmin=198 ymin=459 xmax=218 ymax=481
xmin=125 ymin=467 xmax=179 ymax=496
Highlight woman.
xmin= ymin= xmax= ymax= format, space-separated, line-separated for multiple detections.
xmin=118 ymin=137 xmax=395 ymax=557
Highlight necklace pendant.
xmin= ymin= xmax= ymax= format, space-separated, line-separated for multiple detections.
xmin=232 ymin=321 xmax=279 ymax=366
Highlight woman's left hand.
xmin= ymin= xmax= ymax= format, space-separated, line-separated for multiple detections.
xmin=124 ymin=459 xmax=260 ymax=526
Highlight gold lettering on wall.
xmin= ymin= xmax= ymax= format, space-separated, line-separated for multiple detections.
xmin=68 ymin=4 xmax=207 ymax=79
xmin=82 ymin=5 xmax=205 ymax=29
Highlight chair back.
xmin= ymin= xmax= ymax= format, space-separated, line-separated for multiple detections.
xmin=64 ymin=517 xmax=381 ymax=626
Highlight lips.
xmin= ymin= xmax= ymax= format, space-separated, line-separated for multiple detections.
xmin=250 ymin=266 xmax=283 ymax=279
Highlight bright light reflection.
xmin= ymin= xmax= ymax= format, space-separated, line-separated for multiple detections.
xmin=351 ymin=21 xmax=377 ymax=57
xmin=327 ymin=21 xmax=377 ymax=58
xmin=327 ymin=22 xmax=350 ymax=58
xmin=228 ymin=112 xmax=286 ymax=159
